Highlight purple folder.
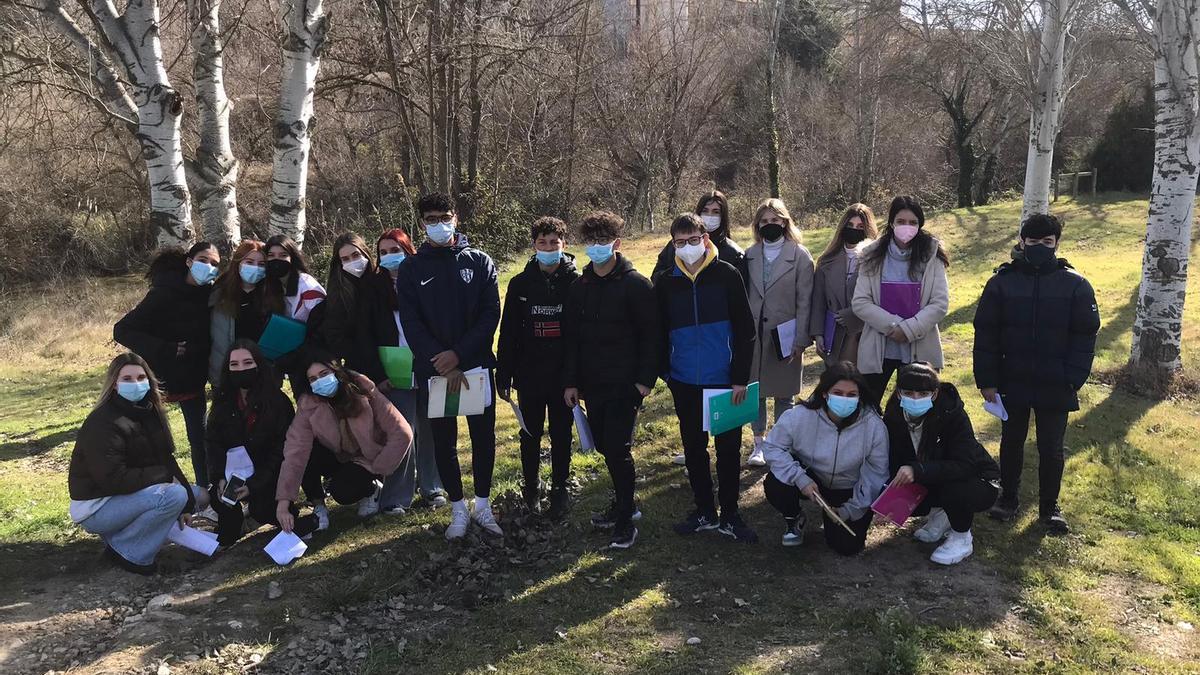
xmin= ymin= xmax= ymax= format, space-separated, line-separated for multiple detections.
xmin=871 ymin=482 xmax=929 ymax=526
xmin=879 ymin=281 xmax=922 ymax=319
xmin=823 ymin=311 xmax=836 ymax=353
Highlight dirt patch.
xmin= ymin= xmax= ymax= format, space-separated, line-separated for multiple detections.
xmin=1085 ymin=574 xmax=1200 ymax=662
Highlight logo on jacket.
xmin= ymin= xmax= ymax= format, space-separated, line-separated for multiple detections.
xmin=460 ymin=269 xmax=474 ymax=284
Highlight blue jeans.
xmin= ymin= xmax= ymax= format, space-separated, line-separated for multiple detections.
xmin=177 ymin=394 xmax=208 ymax=486
xmin=380 ymin=387 xmax=444 ymax=509
xmin=78 ymin=483 xmax=189 ymax=565
xmin=751 ymin=396 xmax=794 ymax=436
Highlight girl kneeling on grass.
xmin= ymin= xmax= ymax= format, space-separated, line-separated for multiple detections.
xmin=206 ymin=340 xmax=318 ymax=546
xmin=760 ymin=362 xmax=889 ymax=556
xmin=881 ymin=362 xmax=1000 ymax=566
xmin=68 ymin=354 xmax=206 ymax=575
xmin=274 ymin=353 xmax=414 ymax=533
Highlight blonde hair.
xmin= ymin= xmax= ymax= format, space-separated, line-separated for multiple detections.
xmin=817 ymin=203 xmax=879 ymax=266
xmin=96 ymin=353 xmax=169 ymax=419
xmin=751 ymin=198 xmax=803 ymax=244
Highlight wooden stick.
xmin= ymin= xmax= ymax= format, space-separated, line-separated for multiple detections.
xmin=811 ymin=490 xmax=857 ymax=536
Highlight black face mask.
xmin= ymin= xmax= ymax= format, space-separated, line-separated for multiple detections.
xmin=842 ymin=228 xmax=866 ymax=246
xmin=266 ymin=259 xmax=293 ymax=279
xmin=760 ymin=223 xmax=785 ymax=242
xmin=1024 ymin=243 xmax=1056 ymax=267
xmin=229 ymin=367 xmax=259 ymax=390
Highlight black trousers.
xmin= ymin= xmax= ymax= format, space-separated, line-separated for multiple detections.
xmin=429 ymin=401 xmax=497 ymax=502
xmin=299 ymin=443 xmax=380 ymax=505
xmin=998 ymin=403 xmax=1069 ymax=510
xmin=912 ymin=478 xmax=999 ymax=532
xmin=763 ymin=472 xmax=872 ymax=556
xmin=585 ymin=395 xmax=641 ymax=524
xmin=863 ymin=358 xmax=904 ymax=408
xmin=668 ymin=380 xmax=744 ymax=516
xmin=517 ymin=384 xmax=573 ymax=495
xmin=208 ymin=484 xmax=317 ymax=545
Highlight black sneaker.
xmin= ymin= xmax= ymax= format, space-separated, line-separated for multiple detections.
xmin=717 ymin=513 xmax=759 ymax=543
xmin=781 ymin=516 xmax=805 ymax=547
xmin=988 ymin=497 xmax=1019 ymax=521
xmin=523 ymin=488 xmax=541 ymax=514
xmin=104 ymin=545 xmax=157 ymax=576
xmin=671 ymin=509 xmax=720 ymax=535
xmin=1040 ymin=505 xmax=1070 ymax=535
xmin=609 ymin=520 xmax=638 ymax=549
xmin=590 ymin=500 xmax=643 ymax=529
xmin=548 ymin=487 xmax=570 ymax=520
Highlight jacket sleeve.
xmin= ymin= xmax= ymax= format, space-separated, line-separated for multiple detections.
xmin=652 ymin=241 xmax=675 ymax=279
xmin=851 ymin=268 xmax=902 ymax=333
xmin=1064 ymin=276 xmax=1100 ymax=390
xmin=452 ymin=254 xmax=501 ymax=368
xmin=395 ymin=263 xmax=447 ymax=364
xmin=631 ymin=274 xmax=661 ymax=390
xmin=843 ymin=418 xmax=890 ymax=521
xmin=319 ymin=294 xmax=357 ymax=363
xmin=248 ymin=395 xmax=294 ymax=497
xmin=364 ymin=390 xmax=414 ymax=477
xmin=654 ymin=275 xmax=671 ymax=382
xmin=113 ymin=289 xmax=173 ymax=365
xmin=793 ymin=248 xmax=815 ymax=349
xmin=972 ymin=275 xmax=1003 ymax=390
xmin=276 ymin=404 xmax=316 ymax=502
xmin=77 ymin=420 xmax=174 ymax=497
xmin=899 ymin=258 xmax=949 ymax=342
xmin=204 ymin=404 xmax=226 ymax=487
xmin=912 ymin=408 xmax=986 ymax=485
xmin=562 ymin=283 xmax=581 ymax=389
xmin=728 ymin=266 xmax=757 ymax=386
xmin=762 ymin=409 xmax=815 ymax=491
xmin=809 ymin=264 xmax=829 ymax=339
xmin=495 ymin=277 xmax=522 ymax=392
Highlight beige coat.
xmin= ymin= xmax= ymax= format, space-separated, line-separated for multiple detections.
xmin=809 ymin=242 xmax=871 ymax=365
xmin=851 ymin=240 xmax=949 ymax=374
xmin=746 ymin=240 xmax=815 ymax=398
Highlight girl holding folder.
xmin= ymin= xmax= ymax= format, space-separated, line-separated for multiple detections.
xmin=851 ymin=196 xmax=949 ymax=407
xmin=810 ymin=204 xmax=878 ymax=367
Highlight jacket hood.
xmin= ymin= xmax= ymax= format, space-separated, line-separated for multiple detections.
xmin=152 ymin=267 xmax=211 ymax=296
xmin=418 ymin=233 xmax=472 ymax=256
xmin=521 ymin=251 xmax=578 ymax=277
xmin=884 ymin=381 xmax=964 ymax=423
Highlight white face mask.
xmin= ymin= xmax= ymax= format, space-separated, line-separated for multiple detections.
xmin=677 ymin=242 xmax=707 ymax=265
xmin=700 ymin=214 xmax=722 ymax=232
xmin=342 ymin=257 xmax=368 ymax=277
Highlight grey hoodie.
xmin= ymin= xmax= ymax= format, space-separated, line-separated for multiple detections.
xmin=762 ymin=404 xmax=890 ymax=521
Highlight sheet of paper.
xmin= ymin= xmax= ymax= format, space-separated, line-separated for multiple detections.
xmin=427 ymin=370 xmax=489 ymax=418
xmin=774 ymin=319 xmax=798 ymax=360
xmin=983 ymin=396 xmax=1009 ymax=421
xmin=701 ymin=388 xmax=731 ymax=433
xmin=573 ymin=404 xmax=595 ymax=452
xmin=224 ymin=446 xmax=255 ymax=482
xmin=167 ymin=524 xmax=219 ymax=556
xmin=508 ymin=399 xmax=530 ymax=435
xmin=264 ymin=530 xmax=308 ymax=565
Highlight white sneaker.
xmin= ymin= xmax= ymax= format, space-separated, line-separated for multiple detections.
xmin=446 ymin=500 xmax=470 ymax=541
xmin=472 ymin=504 xmax=504 ymax=537
xmin=313 ymin=504 xmax=330 ymax=531
xmin=747 ymin=438 xmax=767 ymax=467
xmin=671 ymin=453 xmax=687 ymax=466
xmin=913 ymin=508 xmax=952 ymax=543
xmin=930 ymin=529 xmax=974 ymax=565
xmin=357 ymin=481 xmax=382 ymax=517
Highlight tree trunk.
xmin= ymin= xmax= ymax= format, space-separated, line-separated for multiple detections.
xmin=956 ymin=139 xmax=977 ymax=208
xmin=268 ymin=0 xmax=327 ymax=246
xmin=374 ymin=0 xmax=429 ymax=194
xmin=976 ymin=150 xmax=998 ymax=205
xmin=1021 ymin=0 xmax=1069 ymax=220
xmin=562 ymin=0 xmax=592 ymax=220
xmin=1129 ymin=0 xmax=1200 ymax=381
xmin=187 ymin=0 xmax=240 ymax=253
xmin=765 ymin=0 xmax=783 ymax=199
xmin=42 ymin=1 xmax=138 ymax=130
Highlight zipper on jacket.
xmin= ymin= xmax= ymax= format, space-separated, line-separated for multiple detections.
xmin=692 ymin=276 xmax=701 ymax=383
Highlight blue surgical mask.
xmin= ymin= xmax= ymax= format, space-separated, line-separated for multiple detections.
xmin=585 ymin=242 xmax=615 ymax=265
xmin=379 ymin=252 xmax=406 ymax=271
xmin=900 ymin=394 xmax=934 ymax=417
xmin=826 ymin=394 xmax=859 ymax=418
xmin=425 ymin=222 xmax=456 ymax=245
xmin=116 ymin=380 xmax=151 ymax=402
xmin=535 ymin=249 xmax=563 ymax=266
xmin=311 ymin=373 xmax=339 ymax=398
xmin=239 ymin=262 xmax=266 ymax=284
xmin=189 ymin=260 xmax=219 ymax=285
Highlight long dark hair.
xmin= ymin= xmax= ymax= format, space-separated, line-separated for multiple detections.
xmin=694 ymin=189 xmax=731 ymax=242
xmin=817 ymin=204 xmax=878 ymax=267
xmin=800 ymin=361 xmax=880 ymax=417
xmin=326 ymin=232 xmax=374 ymax=314
xmin=214 ymin=239 xmax=266 ymax=315
xmin=146 ymin=241 xmax=216 ymax=283
xmin=302 ymin=351 xmax=368 ymax=419
xmin=860 ymin=195 xmax=950 ymax=280
xmin=263 ymin=234 xmax=310 ymax=314
xmin=214 ymin=339 xmax=288 ymax=418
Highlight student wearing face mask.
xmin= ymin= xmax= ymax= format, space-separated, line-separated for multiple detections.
xmin=394 ymin=192 xmax=503 ymax=541
xmin=652 ymin=190 xmax=746 ymax=281
xmin=115 ymin=242 xmax=221 ymax=491
xmin=206 ymin=340 xmax=319 ymax=546
xmin=743 ymin=198 xmax=814 ymax=468
xmin=275 ymin=354 xmax=414 ymax=534
xmin=68 ymin=354 xmax=202 ymax=575
xmin=882 ymin=363 xmax=1000 ymax=565
xmin=497 ymin=217 xmax=580 ymax=517
xmin=852 ymin=196 xmax=950 ymax=407
xmin=261 ymin=235 xmax=326 ymax=388
xmin=654 ymin=214 xmax=758 ymax=541
xmin=759 ymin=362 xmax=888 ymax=555
xmin=974 ymin=214 xmax=1099 ymax=534
xmin=811 ymin=203 xmax=879 ymax=367
xmin=209 ymin=240 xmax=270 ymax=387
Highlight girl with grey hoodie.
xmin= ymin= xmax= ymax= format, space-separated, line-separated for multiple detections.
xmin=761 ymin=361 xmax=890 ymax=555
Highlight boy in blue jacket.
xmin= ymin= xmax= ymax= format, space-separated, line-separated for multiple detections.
xmin=395 ymin=192 xmax=502 ymax=541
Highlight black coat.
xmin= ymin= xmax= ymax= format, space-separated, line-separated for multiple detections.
xmin=653 ymin=234 xmax=747 ymax=284
xmin=563 ymin=253 xmax=659 ymax=399
xmin=883 ymin=383 xmax=1000 ymax=485
xmin=205 ymin=387 xmax=295 ymax=498
xmin=68 ymin=396 xmax=195 ymax=511
xmin=972 ymin=247 xmax=1100 ymax=411
xmin=114 ymin=271 xmax=212 ymax=396
xmin=496 ymin=253 xmax=580 ymax=394
xmin=319 ymin=272 xmax=388 ymax=384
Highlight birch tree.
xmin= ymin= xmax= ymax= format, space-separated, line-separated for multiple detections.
xmin=1020 ymin=0 xmax=1072 ymax=219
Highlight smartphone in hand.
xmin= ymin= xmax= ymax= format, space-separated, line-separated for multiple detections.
xmin=221 ymin=475 xmax=247 ymax=506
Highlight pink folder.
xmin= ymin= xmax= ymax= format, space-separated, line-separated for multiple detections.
xmin=871 ymin=482 xmax=929 ymax=526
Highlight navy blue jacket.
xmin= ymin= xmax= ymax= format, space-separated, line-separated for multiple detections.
xmin=395 ymin=236 xmax=501 ymax=381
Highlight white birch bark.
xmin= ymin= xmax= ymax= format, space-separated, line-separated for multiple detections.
xmin=187 ymin=0 xmax=240 ymax=252
xmin=1021 ymin=0 xmax=1070 ymax=220
xmin=1130 ymin=0 xmax=1200 ymax=375
xmin=268 ymin=0 xmax=328 ymax=247
xmin=41 ymin=1 xmax=138 ymax=129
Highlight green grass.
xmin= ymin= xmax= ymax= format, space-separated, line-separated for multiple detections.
xmin=2 ymin=193 xmax=1199 ymax=673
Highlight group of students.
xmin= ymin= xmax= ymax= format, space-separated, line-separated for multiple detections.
xmin=67 ymin=189 xmax=1100 ymax=574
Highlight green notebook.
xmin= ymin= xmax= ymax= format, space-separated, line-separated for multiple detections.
xmin=377 ymin=346 xmax=414 ymax=389
xmin=258 ymin=314 xmax=307 ymax=361
xmin=705 ymin=382 xmax=760 ymax=435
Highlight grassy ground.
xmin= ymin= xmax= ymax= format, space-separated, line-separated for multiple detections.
xmin=1 ymin=194 xmax=1199 ymax=674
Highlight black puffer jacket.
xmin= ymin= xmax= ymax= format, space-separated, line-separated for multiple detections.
xmin=319 ymin=272 xmax=388 ymax=384
xmin=205 ymin=386 xmax=295 ymax=498
xmin=114 ymin=271 xmax=212 ymax=396
xmin=563 ymin=253 xmax=659 ymax=399
xmin=883 ymin=382 xmax=1000 ymax=485
xmin=653 ymin=234 xmax=747 ymax=284
xmin=972 ymin=247 xmax=1100 ymax=411
xmin=497 ymin=253 xmax=580 ymax=393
